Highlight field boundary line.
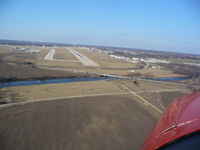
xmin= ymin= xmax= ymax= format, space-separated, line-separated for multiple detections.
xmin=0 ymin=92 xmax=131 ymax=109
xmin=119 ymin=83 xmax=163 ymax=114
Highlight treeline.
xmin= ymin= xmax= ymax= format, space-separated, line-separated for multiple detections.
xmin=161 ymin=63 xmax=200 ymax=78
xmin=0 ymin=39 xmax=73 ymax=47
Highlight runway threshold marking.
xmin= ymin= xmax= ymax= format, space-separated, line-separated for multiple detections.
xmin=119 ymin=83 xmax=163 ymax=114
xmin=44 ymin=49 xmax=55 ymax=60
xmin=67 ymin=47 xmax=100 ymax=66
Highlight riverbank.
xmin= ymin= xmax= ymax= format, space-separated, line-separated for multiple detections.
xmin=0 ymin=77 xmax=109 ymax=88
xmin=0 ymin=63 xmax=94 ymax=82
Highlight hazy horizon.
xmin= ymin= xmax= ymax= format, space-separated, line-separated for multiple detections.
xmin=0 ymin=0 xmax=200 ymax=54
xmin=1 ymin=38 xmax=200 ymax=56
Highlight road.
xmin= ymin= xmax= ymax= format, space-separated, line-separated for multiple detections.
xmin=67 ymin=47 xmax=100 ymax=66
xmin=0 ymin=94 xmax=158 ymax=150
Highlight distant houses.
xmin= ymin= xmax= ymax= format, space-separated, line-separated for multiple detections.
xmin=108 ymin=54 xmax=170 ymax=64
xmin=184 ymin=62 xmax=200 ymax=67
xmin=17 ymin=48 xmax=40 ymax=53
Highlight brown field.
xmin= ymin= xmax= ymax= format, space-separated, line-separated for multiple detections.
xmin=0 ymin=80 xmax=123 ymax=102
xmin=0 ymin=63 xmax=88 ymax=81
xmin=0 ymin=79 xmax=190 ymax=106
xmin=136 ymin=90 xmax=191 ymax=111
xmin=53 ymin=52 xmax=66 ymax=59
xmin=115 ymin=79 xmax=187 ymax=92
xmin=1 ymin=45 xmax=50 ymax=65
xmin=1 ymin=51 xmax=37 ymax=64
xmin=0 ymin=94 xmax=158 ymax=150
xmin=53 ymin=47 xmax=78 ymax=61
xmin=160 ymin=90 xmax=192 ymax=108
xmin=0 ymin=45 xmax=14 ymax=56
xmin=136 ymin=68 xmax=184 ymax=78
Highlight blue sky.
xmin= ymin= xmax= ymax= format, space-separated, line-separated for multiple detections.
xmin=0 ymin=0 xmax=200 ymax=54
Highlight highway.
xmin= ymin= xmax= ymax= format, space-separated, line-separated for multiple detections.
xmin=67 ymin=47 xmax=100 ymax=66
xmin=0 ymin=94 xmax=158 ymax=150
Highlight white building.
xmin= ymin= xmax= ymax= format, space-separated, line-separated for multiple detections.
xmin=132 ymin=57 xmax=139 ymax=61
xmin=184 ymin=63 xmax=200 ymax=67
xmin=141 ymin=58 xmax=170 ymax=64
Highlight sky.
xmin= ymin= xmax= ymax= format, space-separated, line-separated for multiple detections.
xmin=0 ymin=0 xmax=200 ymax=54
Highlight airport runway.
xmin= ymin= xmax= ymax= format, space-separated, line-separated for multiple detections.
xmin=67 ymin=47 xmax=100 ymax=66
xmin=44 ymin=49 xmax=79 ymax=62
xmin=0 ymin=95 xmax=157 ymax=150
xmin=44 ymin=49 xmax=55 ymax=60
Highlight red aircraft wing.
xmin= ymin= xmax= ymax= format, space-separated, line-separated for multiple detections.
xmin=141 ymin=92 xmax=200 ymax=150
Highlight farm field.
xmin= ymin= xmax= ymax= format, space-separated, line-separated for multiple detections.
xmin=0 ymin=79 xmax=191 ymax=109
xmin=135 ymin=67 xmax=184 ymax=78
xmin=0 ymin=80 xmax=123 ymax=103
xmin=0 ymin=94 xmax=158 ymax=150
xmin=0 ymin=45 xmax=14 ymax=56
xmin=0 ymin=44 xmax=197 ymax=150
xmin=0 ymin=63 xmax=88 ymax=82
xmin=1 ymin=1 xmax=199 ymax=149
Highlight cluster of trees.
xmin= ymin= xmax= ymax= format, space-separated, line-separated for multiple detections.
xmin=110 ymin=49 xmax=200 ymax=60
xmin=126 ymin=72 xmax=142 ymax=77
xmin=161 ymin=63 xmax=200 ymax=78
xmin=161 ymin=63 xmax=200 ymax=92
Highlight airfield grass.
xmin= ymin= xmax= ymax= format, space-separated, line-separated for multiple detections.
xmin=136 ymin=68 xmax=184 ymax=78
xmin=1 ymin=45 xmax=49 ymax=65
xmin=53 ymin=53 xmax=66 ymax=60
xmin=0 ymin=45 xmax=14 ymax=56
xmin=53 ymin=47 xmax=78 ymax=61
xmin=75 ymin=47 xmax=137 ymax=69
xmin=66 ymin=68 xmax=135 ymax=76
